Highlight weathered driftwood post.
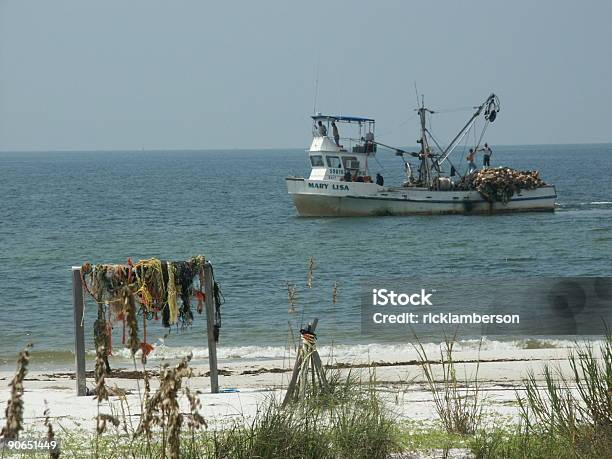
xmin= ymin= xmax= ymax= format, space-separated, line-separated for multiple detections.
xmin=71 ymin=266 xmax=87 ymax=396
xmin=204 ymin=261 xmax=219 ymax=393
xmin=282 ymin=317 xmax=328 ymax=406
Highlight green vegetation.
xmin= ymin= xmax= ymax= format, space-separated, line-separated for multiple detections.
xmin=471 ymin=333 xmax=612 ymax=459
xmin=2 ymin=334 xmax=611 ymax=458
xmin=1 ymin=367 xmax=400 ymax=459
xmin=213 ymin=376 xmax=398 ymax=459
xmin=414 ymin=335 xmax=484 ymax=435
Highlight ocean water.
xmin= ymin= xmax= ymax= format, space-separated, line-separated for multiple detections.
xmin=1 ymin=144 xmax=611 ymax=369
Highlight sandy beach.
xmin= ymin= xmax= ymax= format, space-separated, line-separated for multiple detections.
xmin=0 ymin=345 xmax=577 ymax=434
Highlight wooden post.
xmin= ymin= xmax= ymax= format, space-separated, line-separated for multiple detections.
xmin=282 ymin=318 xmax=319 ymax=406
xmin=72 ymin=267 xmax=87 ymax=396
xmin=204 ymin=262 xmax=219 ymax=393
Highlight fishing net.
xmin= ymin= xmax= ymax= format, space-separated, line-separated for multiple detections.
xmin=80 ymin=256 xmax=221 ymax=361
xmin=455 ymin=167 xmax=546 ymax=203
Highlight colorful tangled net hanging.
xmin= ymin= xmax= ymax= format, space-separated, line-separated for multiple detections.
xmin=80 ymin=255 xmax=222 ymax=363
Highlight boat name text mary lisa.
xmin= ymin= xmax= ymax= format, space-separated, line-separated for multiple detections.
xmin=308 ymin=183 xmax=350 ymax=190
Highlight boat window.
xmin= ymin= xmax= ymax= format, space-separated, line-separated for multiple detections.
xmin=310 ymin=155 xmax=324 ymax=167
xmin=342 ymin=156 xmax=360 ymax=170
xmin=326 ymin=156 xmax=342 ymax=168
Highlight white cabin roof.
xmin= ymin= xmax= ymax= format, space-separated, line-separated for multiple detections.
xmin=311 ymin=114 xmax=375 ymax=123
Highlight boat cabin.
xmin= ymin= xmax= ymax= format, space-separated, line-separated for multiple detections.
xmin=308 ymin=114 xmax=377 ymax=182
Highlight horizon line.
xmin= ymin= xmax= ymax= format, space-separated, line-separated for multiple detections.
xmin=0 ymin=140 xmax=611 ymax=154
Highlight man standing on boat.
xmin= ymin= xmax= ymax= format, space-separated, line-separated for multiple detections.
xmin=478 ymin=143 xmax=493 ymax=167
xmin=466 ymin=148 xmax=477 ymax=173
xmin=317 ymin=120 xmax=327 ymax=137
xmin=332 ymin=121 xmax=340 ymax=147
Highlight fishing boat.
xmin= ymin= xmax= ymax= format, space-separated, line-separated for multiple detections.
xmin=286 ymin=94 xmax=557 ymax=216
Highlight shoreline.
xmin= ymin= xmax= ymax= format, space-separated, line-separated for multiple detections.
xmin=0 ymin=346 xmax=578 ymax=433
xmin=0 ymin=335 xmax=595 ymax=373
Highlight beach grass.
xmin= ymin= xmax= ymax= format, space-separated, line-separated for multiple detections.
xmin=1 ymin=365 xmax=400 ymax=459
xmin=212 ymin=367 xmax=399 ymax=459
xmin=413 ymin=334 xmax=484 ymax=435
xmin=397 ymin=420 xmax=469 ymax=451
xmin=2 ymin=334 xmax=611 ymax=458
xmin=470 ymin=332 xmax=612 ymax=459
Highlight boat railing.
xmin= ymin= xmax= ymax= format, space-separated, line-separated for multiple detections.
xmin=312 ymin=134 xmax=377 ymax=154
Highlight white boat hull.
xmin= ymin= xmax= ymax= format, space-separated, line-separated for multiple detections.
xmin=286 ymin=178 xmax=557 ymax=217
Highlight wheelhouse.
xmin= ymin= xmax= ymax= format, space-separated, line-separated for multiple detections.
xmin=308 ymin=114 xmax=377 ymax=181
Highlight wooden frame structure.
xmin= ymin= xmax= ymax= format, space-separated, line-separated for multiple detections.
xmin=282 ymin=318 xmax=329 ymax=406
xmin=71 ymin=261 xmax=219 ymax=396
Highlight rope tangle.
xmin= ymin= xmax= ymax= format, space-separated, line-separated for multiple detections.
xmin=80 ymin=256 xmax=223 ymax=363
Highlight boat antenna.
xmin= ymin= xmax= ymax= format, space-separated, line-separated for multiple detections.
xmin=312 ymin=55 xmax=321 ymax=114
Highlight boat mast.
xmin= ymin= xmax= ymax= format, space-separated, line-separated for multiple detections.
xmin=416 ymin=96 xmax=435 ymax=186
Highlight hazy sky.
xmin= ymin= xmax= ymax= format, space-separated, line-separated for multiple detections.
xmin=1 ymin=1 xmax=611 ymax=151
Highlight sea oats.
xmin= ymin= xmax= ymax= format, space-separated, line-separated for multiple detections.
xmin=1 ymin=343 xmax=31 ymax=440
xmin=44 ymin=401 xmax=60 ymax=459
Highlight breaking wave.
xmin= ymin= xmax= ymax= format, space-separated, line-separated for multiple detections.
xmin=4 ymin=338 xmax=601 ymax=371
xmin=101 ymin=337 xmax=597 ymax=363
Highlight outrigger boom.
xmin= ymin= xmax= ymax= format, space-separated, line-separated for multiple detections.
xmin=438 ymin=94 xmax=500 ymax=167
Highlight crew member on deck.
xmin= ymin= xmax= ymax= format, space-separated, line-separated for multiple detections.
xmin=479 ymin=143 xmax=493 ymax=167
xmin=376 ymin=173 xmax=384 ymax=186
xmin=343 ymin=170 xmax=352 ymax=182
xmin=364 ymin=131 xmax=375 ymax=152
xmin=466 ymin=148 xmax=477 ymax=173
xmin=317 ymin=120 xmax=327 ymax=137
xmin=332 ymin=121 xmax=340 ymax=147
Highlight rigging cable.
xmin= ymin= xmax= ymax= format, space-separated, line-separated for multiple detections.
xmin=474 ymin=120 xmax=489 ymax=155
xmin=312 ymin=54 xmax=320 ymax=115
xmin=459 ymin=124 xmax=473 ymax=177
xmin=373 ymin=154 xmax=388 ymax=172
xmin=375 ymin=113 xmax=419 ymax=137
xmin=431 ymin=106 xmax=474 ymax=114
xmin=426 ymin=124 xmax=461 ymax=178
